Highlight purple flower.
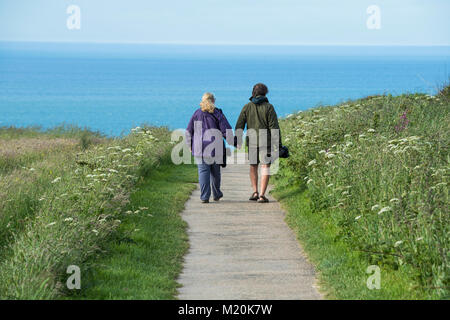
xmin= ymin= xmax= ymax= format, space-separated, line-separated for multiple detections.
xmin=395 ymin=110 xmax=409 ymax=133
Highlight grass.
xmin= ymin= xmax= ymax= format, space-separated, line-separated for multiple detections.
xmin=0 ymin=125 xmax=105 ymax=175
xmin=71 ymin=163 xmax=197 ymax=299
xmin=0 ymin=124 xmax=103 ymax=140
xmin=272 ymin=174 xmax=428 ymax=299
xmin=273 ymin=87 xmax=449 ymax=299
xmin=0 ymin=125 xmax=177 ymax=299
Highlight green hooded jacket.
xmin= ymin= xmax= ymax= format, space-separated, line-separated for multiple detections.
xmin=235 ymin=96 xmax=282 ymax=149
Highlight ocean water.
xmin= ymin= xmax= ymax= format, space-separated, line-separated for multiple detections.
xmin=0 ymin=42 xmax=449 ymax=136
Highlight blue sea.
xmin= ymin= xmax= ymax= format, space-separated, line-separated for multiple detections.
xmin=0 ymin=42 xmax=449 ymax=136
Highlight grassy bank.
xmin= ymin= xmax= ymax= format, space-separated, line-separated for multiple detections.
xmin=0 ymin=125 xmax=191 ymax=299
xmin=72 ymin=163 xmax=197 ymax=299
xmin=273 ymin=88 xmax=449 ymax=299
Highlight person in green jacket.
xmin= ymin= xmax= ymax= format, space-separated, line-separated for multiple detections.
xmin=235 ymin=83 xmax=281 ymax=203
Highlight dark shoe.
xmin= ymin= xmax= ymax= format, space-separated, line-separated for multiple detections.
xmin=213 ymin=195 xmax=223 ymax=201
xmin=249 ymin=191 xmax=259 ymax=201
xmin=257 ymin=195 xmax=269 ymax=203
xmin=201 ymin=200 xmax=209 ymax=203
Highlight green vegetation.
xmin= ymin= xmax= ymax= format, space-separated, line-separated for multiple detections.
xmin=73 ymin=163 xmax=196 ymax=299
xmin=0 ymin=125 xmax=104 ymax=174
xmin=273 ymin=87 xmax=449 ymax=299
xmin=0 ymin=125 xmax=194 ymax=299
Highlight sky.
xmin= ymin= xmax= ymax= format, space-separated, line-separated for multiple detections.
xmin=0 ymin=0 xmax=449 ymax=45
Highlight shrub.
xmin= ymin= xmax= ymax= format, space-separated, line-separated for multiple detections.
xmin=278 ymin=92 xmax=449 ymax=298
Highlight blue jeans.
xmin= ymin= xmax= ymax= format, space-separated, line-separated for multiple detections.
xmin=195 ymin=158 xmax=223 ymax=201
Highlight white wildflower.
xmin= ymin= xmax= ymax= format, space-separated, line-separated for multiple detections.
xmin=46 ymin=222 xmax=57 ymax=227
xmin=307 ymin=159 xmax=317 ymax=167
xmin=355 ymin=215 xmax=362 ymax=220
xmin=92 ymin=229 xmax=99 ymax=235
xmin=390 ymin=198 xmax=400 ymax=203
xmin=51 ymin=177 xmax=61 ymax=184
xmin=394 ymin=240 xmax=403 ymax=247
xmin=307 ymin=179 xmax=313 ymax=184
xmin=367 ymin=128 xmax=376 ymax=133
xmin=64 ymin=218 xmax=73 ymax=222
xmin=371 ymin=204 xmax=380 ymax=211
xmin=378 ymin=206 xmax=392 ymax=215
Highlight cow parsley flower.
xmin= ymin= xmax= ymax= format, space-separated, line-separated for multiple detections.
xmin=378 ymin=206 xmax=392 ymax=215
xmin=51 ymin=177 xmax=61 ymax=184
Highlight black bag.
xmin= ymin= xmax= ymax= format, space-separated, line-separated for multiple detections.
xmin=211 ymin=108 xmax=228 ymax=168
xmin=279 ymin=145 xmax=289 ymax=158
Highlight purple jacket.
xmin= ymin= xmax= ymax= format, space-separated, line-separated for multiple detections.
xmin=186 ymin=108 xmax=232 ymax=158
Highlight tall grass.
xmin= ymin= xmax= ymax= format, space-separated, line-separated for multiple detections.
xmin=0 ymin=125 xmax=172 ymax=299
xmin=277 ymin=89 xmax=449 ymax=298
xmin=0 ymin=124 xmax=103 ymax=140
xmin=0 ymin=125 xmax=104 ymax=174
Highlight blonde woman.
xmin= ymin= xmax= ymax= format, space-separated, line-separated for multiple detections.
xmin=186 ymin=93 xmax=232 ymax=203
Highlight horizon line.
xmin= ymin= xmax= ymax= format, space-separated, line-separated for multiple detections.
xmin=1 ymin=40 xmax=450 ymax=47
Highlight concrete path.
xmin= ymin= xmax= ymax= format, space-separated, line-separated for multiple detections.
xmin=177 ymin=164 xmax=322 ymax=300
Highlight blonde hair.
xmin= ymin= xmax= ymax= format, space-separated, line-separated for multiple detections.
xmin=200 ymin=92 xmax=216 ymax=113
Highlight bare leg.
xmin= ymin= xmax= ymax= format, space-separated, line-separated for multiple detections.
xmin=259 ymin=164 xmax=270 ymax=196
xmin=250 ymin=164 xmax=258 ymax=193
